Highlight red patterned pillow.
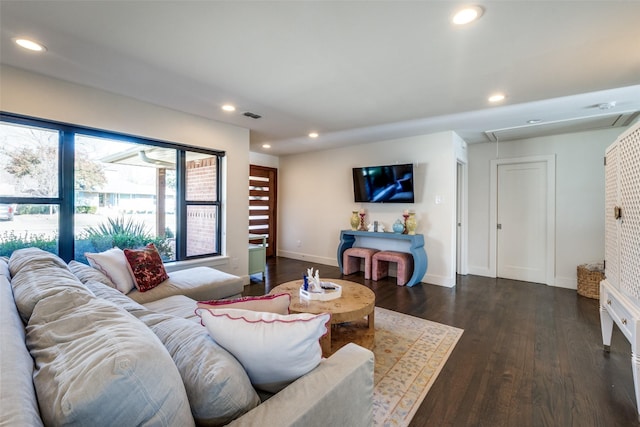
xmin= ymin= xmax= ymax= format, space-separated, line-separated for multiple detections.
xmin=123 ymin=243 xmax=169 ymax=292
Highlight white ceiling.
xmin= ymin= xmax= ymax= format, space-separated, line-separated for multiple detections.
xmin=1 ymin=1 xmax=639 ymax=156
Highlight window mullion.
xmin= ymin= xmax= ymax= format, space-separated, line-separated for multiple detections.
xmin=59 ymin=130 xmax=75 ymax=262
xmin=215 ymin=156 xmax=222 ymax=255
xmin=176 ymin=150 xmax=186 ymax=260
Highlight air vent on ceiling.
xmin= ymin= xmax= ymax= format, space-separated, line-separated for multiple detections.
xmin=243 ymin=112 xmax=262 ymax=119
xmin=484 ymin=111 xmax=639 ymax=142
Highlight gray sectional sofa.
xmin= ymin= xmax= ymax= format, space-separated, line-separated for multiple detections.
xmin=0 ymin=248 xmax=374 ymax=426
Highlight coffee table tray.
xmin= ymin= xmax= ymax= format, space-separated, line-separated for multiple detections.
xmin=299 ymin=282 xmax=342 ymax=301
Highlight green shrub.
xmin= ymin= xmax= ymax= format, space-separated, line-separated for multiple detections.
xmin=75 ymin=206 xmax=98 ymax=214
xmin=0 ymin=230 xmax=58 ymax=257
xmin=81 ymin=216 xmax=173 ymax=260
xmin=17 ymin=205 xmax=53 ymax=215
xmin=0 ymin=217 xmax=173 ymax=262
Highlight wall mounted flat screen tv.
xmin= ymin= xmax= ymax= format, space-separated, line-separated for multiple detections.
xmin=352 ymin=163 xmax=415 ymax=203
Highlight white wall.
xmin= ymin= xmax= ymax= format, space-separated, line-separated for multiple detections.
xmin=249 ymin=152 xmax=279 ymax=169
xmin=9 ymin=64 xmax=617 ymax=289
xmin=467 ymin=127 xmax=624 ymax=288
xmin=277 ymin=131 xmax=460 ymax=287
xmin=0 ymin=65 xmax=251 ymax=279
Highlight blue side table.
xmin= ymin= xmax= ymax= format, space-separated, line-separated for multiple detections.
xmin=337 ymin=230 xmax=428 ymax=287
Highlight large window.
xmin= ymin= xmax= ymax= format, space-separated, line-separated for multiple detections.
xmin=0 ymin=113 xmax=223 ymax=262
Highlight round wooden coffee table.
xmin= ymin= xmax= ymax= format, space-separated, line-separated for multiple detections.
xmin=270 ymin=279 xmax=375 ymax=356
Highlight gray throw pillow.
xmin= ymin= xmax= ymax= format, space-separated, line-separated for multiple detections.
xmin=9 ymin=248 xmax=91 ymax=323
xmin=87 ymin=281 xmax=260 ymax=426
xmin=27 ymin=288 xmax=194 ymax=427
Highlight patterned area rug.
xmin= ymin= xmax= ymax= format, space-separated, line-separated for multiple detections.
xmin=369 ymin=307 xmax=463 ymax=426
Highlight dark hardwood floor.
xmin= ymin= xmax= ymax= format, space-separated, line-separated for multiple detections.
xmin=245 ymin=257 xmax=639 ymax=427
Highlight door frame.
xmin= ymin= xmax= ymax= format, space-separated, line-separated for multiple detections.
xmin=456 ymin=160 xmax=469 ymax=275
xmin=249 ymin=165 xmax=277 ymax=257
xmin=489 ymin=155 xmax=556 ymax=285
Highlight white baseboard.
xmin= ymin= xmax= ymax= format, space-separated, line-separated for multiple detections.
xmin=277 ymin=250 xmax=337 ymax=267
xmin=423 ymin=274 xmax=456 ymax=288
xmin=554 ymin=276 xmax=577 ymax=290
xmin=465 ymin=266 xmax=577 ymax=289
xmin=467 ymin=266 xmax=494 ymax=277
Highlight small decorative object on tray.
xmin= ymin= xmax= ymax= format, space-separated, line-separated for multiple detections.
xmin=367 ymin=221 xmax=385 ymax=232
xmin=300 ymin=267 xmax=342 ymax=301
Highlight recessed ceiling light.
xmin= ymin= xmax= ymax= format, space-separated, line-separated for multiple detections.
xmin=308 ymin=132 xmax=319 ymax=138
xmin=488 ymin=93 xmax=506 ymax=103
xmin=527 ymin=119 xmax=542 ymax=124
xmin=221 ymin=104 xmax=236 ymax=112
xmin=452 ymin=6 xmax=484 ymax=25
xmin=262 ymin=144 xmax=271 ymax=149
xmin=14 ymin=38 xmax=46 ymax=52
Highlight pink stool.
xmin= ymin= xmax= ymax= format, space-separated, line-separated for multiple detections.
xmin=343 ymin=247 xmax=379 ymax=279
xmin=372 ymin=251 xmax=413 ymax=286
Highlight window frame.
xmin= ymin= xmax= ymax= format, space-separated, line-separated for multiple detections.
xmin=0 ymin=112 xmax=224 ymax=262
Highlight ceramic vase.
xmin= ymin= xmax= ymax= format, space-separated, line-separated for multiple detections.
xmin=406 ymin=212 xmax=417 ymax=235
xmin=350 ymin=211 xmax=359 ymax=231
xmin=392 ymin=219 xmax=404 ymax=233
xmin=358 ymin=212 xmax=367 ymax=231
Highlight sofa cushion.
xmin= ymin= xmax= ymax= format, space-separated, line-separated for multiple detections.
xmin=123 ymin=243 xmax=170 ymax=292
xmin=0 ymin=256 xmax=10 ymax=279
xmin=127 ymin=266 xmax=243 ymax=304
xmin=87 ymin=282 xmax=260 ymax=425
xmin=68 ymin=259 xmax=117 ymax=289
xmin=0 ymin=261 xmax=43 ymax=427
xmin=85 ymin=247 xmax=136 ymax=294
xmin=9 ymin=248 xmax=92 ymax=323
xmin=85 ymin=281 xmax=147 ymax=315
xmin=143 ymin=294 xmax=201 ymax=322
xmin=197 ymin=293 xmax=291 ymax=315
xmin=26 ymin=288 xmax=194 ymax=427
xmin=199 ymin=308 xmax=330 ymax=393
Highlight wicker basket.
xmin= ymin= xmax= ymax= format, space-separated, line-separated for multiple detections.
xmin=577 ymin=263 xmax=605 ymax=299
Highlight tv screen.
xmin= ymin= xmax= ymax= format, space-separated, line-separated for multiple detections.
xmin=352 ymin=163 xmax=415 ymax=203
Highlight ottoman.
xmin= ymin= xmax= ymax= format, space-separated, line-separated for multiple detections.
xmin=342 ymin=247 xmax=379 ymax=280
xmin=372 ymin=251 xmax=413 ymax=286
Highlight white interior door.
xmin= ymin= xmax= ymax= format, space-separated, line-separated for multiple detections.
xmin=497 ymin=161 xmax=547 ymax=283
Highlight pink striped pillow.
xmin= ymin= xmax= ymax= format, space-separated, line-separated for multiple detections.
xmin=197 ymin=293 xmax=290 ymax=315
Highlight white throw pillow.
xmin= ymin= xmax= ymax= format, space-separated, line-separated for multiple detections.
xmin=27 ymin=288 xmax=194 ymax=426
xmin=197 ymin=293 xmax=291 ymax=315
xmin=199 ymin=308 xmax=330 ymax=393
xmin=85 ymin=248 xmax=136 ymax=294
